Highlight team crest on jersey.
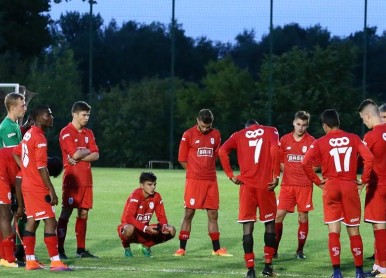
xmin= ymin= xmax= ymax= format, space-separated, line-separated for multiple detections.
xmin=210 ymin=138 xmax=215 ymax=144
xmin=197 ymin=147 xmax=213 ymax=157
xmin=85 ymin=136 xmax=89 ymax=143
xmin=190 ymin=198 xmax=195 ymax=206
xmin=149 ymin=202 xmax=154 ymax=209
xmin=383 ymin=133 xmax=386 ymax=141
xmin=302 ymin=146 xmax=308 ymax=153
xmin=68 ymin=197 xmax=74 ymax=205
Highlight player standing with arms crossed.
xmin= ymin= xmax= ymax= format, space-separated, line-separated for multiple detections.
xmin=174 ymin=109 xmax=232 ymax=257
xmin=275 ymin=111 xmax=316 ymax=259
xmin=13 ymin=105 xmax=71 ymax=271
xmin=219 ymin=119 xmax=280 ymax=278
xmin=302 ymin=109 xmax=373 ymax=278
xmin=357 ymin=99 xmax=386 ymax=278
xmin=57 ymin=101 xmax=99 ymax=259
xmin=117 ymin=172 xmax=175 ymax=257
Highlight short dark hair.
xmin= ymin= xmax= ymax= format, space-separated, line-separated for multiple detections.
xmin=245 ymin=119 xmax=258 ymax=128
xmin=321 ymin=109 xmax=340 ymax=128
xmin=30 ymin=105 xmax=50 ymax=121
xmin=47 ymin=156 xmax=63 ymax=178
xmin=72 ymin=101 xmax=91 ymax=114
xmin=357 ymin=99 xmax=378 ymax=113
xmin=139 ymin=172 xmax=157 ymax=183
xmin=379 ymin=103 xmax=386 ymax=113
xmin=294 ymin=111 xmax=310 ymax=123
xmin=197 ymin=109 xmax=214 ymax=124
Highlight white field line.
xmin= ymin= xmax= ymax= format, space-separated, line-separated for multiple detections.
xmin=69 ymin=265 xmax=339 ymax=277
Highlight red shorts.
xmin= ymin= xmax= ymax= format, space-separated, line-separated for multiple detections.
xmin=238 ymin=184 xmax=276 ymax=223
xmin=322 ymin=180 xmax=361 ymax=226
xmin=184 ymin=178 xmax=219 ymax=210
xmin=364 ymin=185 xmax=386 ymax=223
xmin=0 ymin=180 xmax=12 ymax=205
xmin=117 ymin=223 xmax=173 ymax=247
xmin=62 ymin=186 xmax=93 ymax=209
xmin=23 ymin=190 xmax=56 ymax=220
xmin=277 ymin=185 xmax=313 ymax=213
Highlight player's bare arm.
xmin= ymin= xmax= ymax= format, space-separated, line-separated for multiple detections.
xmin=38 ymin=167 xmax=58 ymax=206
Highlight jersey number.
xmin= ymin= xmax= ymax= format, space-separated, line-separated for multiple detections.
xmin=21 ymin=142 xmax=30 ymax=167
xmin=329 ymin=147 xmax=352 ymax=172
xmin=249 ymin=138 xmax=263 ymax=164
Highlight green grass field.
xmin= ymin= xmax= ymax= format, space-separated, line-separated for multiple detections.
xmin=1 ymin=168 xmax=375 ymax=277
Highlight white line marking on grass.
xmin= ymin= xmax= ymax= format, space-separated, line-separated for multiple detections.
xmin=69 ymin=265 xmax=332 ymax=277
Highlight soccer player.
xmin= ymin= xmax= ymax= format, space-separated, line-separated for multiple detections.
xmin=0 ymin=92 xmax=27 ymax=147
xmin=0 ymin=147 xmax=22 ymax=267
xmin=57 ymin=101 xmax=99 ymax=259
xmin=117 ymin=172 xmax=176 ymax=257
xmin=357 ymin=99 xmax=386 ymax=277
xmin=219 ymin=119 xmax=281 ymax=278
xmin=13 ymin=105 xmax=71 ymax=271
xmin=302 ymin=109 xmax=373 ymax=278
xmin=275 ymin=111 xmax=316 ymax=259
xmin=174 ymin=109 xmax=232 ymax=257
xmin=0 ymin=92 xmax=27 ymax=264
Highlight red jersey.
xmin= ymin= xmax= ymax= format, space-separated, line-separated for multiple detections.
xmin=120 ymin=188 xmax=168 ymax=233
xmin=219 ymin=124 xmax=280 ymax=189
xmin=302 ymin=130 xmax=373 ymax=185
xmin=280 ymin=132 xmax=315 ymax=187
xmin=0 ymin=147 xmax=19 ymax=187
xmin=59 ymin=123 xmax=99 ymax=187
xmin=178 ymin=125 xmax=221 ymax=180
xmin=363 ymin=123 xmax=386 ymax=187
xmin=13 ymin=126 xmax=48 ymax=193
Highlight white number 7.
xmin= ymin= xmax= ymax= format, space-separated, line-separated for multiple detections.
xmin=249 ymin=139 xmax=263 ymax=164
xmin=329 ymin=147 xmax=352 ymax=172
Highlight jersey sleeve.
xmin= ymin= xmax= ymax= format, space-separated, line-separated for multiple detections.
xmin=154 ymin=193 xmax=168 ymax=225
xmin=218 ymin=133 xmax=237 ymax=178
xmin=1 ymin=124 xmax=20 ymax=147
xmin=59 ymin=128 xmax=77 ymax=157
xmin=357 ymin=136 xmax=374 ymax=184
xmin=178 ymin=131 xmax=190 ymax=162
xmin=35 ymin=134 xmax=48 ymax=169
xmin=86 ymin=129 xmax=99 ymax=153
xmin=269 ymin=128 xmax=281 ymax=178
xmin=301 ymin=143 xmax=322 ymax=185
xmin=122 ymin=192 xmax=146 ymax=232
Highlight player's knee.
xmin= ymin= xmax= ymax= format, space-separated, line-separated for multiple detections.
xmin=122 ymin=224 xmax=135 ymax=238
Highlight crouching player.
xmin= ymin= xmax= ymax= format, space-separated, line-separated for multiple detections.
xmin=117 ymin=172 xmax=175 ymax=257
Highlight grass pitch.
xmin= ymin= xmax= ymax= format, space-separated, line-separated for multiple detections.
xmin=1 ymin=168 xmax=375 ymax=277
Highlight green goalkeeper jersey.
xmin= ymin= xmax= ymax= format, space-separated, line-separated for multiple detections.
xmin=0 ymin=117 xmax=22 ymax=148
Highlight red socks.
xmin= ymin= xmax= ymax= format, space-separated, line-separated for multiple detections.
xmin=297 ymin=221 xmax=309 ymax=252
xmin=44 ymin=234 xmax=59 ymax=258
xmin=244 ymin=252 xmax=255 ymax=268
xmin=349 ymin=234 xmax=363 ymax=267
xmin=75 ymin=217 xmax=87 ymax=250
xmin=329 ymin=233 xmax=341 ymax=266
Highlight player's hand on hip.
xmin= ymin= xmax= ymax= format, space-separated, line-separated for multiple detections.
xmin=230 ymin=176 xmax=242 ymax=185
xmin=267 ymin=177 xmax=279 ymax=191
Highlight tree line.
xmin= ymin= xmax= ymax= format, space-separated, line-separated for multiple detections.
xmin=0 ymin=1 xmax=385 ymax=167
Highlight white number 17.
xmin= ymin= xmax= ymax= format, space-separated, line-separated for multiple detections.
xmin=329 ymin=147 xmax=352 ymax=172
xmin=249 ymin=139 xmax=263 ymax=164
